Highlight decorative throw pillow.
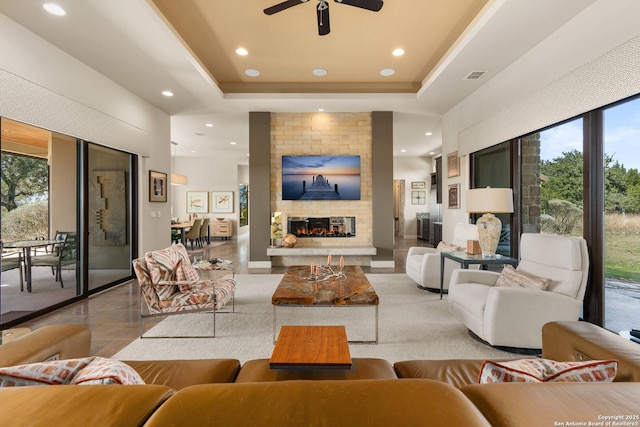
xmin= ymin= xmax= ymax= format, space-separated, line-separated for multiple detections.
xmin=146 ymin=247 xmax=182 ymax=300
xmin=479 ymin=358 xmax=618 ymax=383
xmin=72 ymin=357 xmax=145 ymax=385
xmin=0 ymin=357 xmax=144 ymax=387
xmin=436 ymin=241 xmax=460 ymax=252
xmin=494 ymin=264 xmax=552 ymax=290
xmin=0 ymin=357 xmax=93 ymax=387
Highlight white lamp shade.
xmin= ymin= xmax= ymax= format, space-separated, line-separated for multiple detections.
xmin=466 ymin=187 xmax=514 ymax=214
xmin=170 ymin=173 xmax=188 ymax=186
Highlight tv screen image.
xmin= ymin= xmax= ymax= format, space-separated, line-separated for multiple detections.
xmin=282 ymin=155 xmax=361 ymax=201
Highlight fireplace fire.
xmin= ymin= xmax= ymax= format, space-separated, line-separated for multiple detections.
xmin=288 ymin=216 xmax=356 ymax=238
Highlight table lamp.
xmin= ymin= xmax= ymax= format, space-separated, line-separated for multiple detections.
xmin=466 ymin=187 xmax=514 ymax=257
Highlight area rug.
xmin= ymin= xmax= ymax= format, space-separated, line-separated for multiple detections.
xmin=112 ymin=274 xmax=513 ymax=364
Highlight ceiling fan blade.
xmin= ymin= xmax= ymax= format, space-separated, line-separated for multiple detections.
xmin=317 ymin=3 xmax=330 ymax=36
xmin=334 ymin=0 xmax=383 ymax=12
xmin=264 ymin=0 xmax=307 ymax=15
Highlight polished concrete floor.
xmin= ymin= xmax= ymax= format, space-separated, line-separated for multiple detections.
xmin=14 ymin=234 xmax=431 ymax=356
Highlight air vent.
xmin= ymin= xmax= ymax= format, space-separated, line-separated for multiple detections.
xmin=464 ymin=71 xmax=487 ymax=80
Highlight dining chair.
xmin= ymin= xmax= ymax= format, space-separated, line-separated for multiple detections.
xmin=184 ymin=218 xmax=203 ymax=250
xmin=1 ymin=242 xmax=24 ymax=291
xmin=199 ymin=218 xmax=210 ymax=247
xmin=30 ymin=232 xmax=78 ymax=288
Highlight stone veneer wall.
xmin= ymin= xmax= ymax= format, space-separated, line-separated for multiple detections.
xmin=270 ymin=112 xmax=372 ymax=248
xmin=521 ymin=133 xmax=542 ymax=233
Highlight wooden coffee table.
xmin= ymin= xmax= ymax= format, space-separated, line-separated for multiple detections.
xmin=270 ymin=326 xmax=352 ymax=369
xmin=271 ymin=265 xmax=379 ymax=344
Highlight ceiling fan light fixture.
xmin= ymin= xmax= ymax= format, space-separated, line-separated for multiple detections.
xmin=313 ymin=68 xmax=328 ymax=76
xmin=264 ymin=0 xmax=382 ymax=36
xmin=244 ymin=69 xmax=260 ymax=77
xmin=380 ymin=68 xmax=395 ymax=77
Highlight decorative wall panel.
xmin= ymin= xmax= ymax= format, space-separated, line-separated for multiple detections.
xmin=89 ymin=171 xmax=127 ymax=246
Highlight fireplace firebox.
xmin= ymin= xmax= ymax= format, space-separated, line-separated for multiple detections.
xmin=287 ymin=216 xmax=356 ymax=238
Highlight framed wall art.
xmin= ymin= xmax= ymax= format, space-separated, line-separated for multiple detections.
xmin=212 ymin=191 xmax=234 ymax=213
xmin=149 ymin=170 xmax=167 ymax=202
xmin=448 ymin=184 xmax=460 ymax=209
xmin=411 ymin=181 xmax=426 ymax=189
xmin=239 ymin=184 xmax=248 ymax=227
xmin=447 ymin=152 xmax=459 ymax=178
xmin=411 ymin=190 xmax=426 ymax=205
xmin=186 ymin=191 xmax=208 ymax=214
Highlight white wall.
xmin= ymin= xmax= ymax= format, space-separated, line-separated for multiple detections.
xmin=172 ymin=154 xmax=249 ymax=237
xmin=439 ymin=0 xmax=640 ymax=243
xmin=0 ymin=14 xmax=171 ymax=255
xmin=393 ymin=156 xmax=432 ymax=238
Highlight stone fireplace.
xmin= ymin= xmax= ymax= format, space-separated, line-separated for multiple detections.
xmin=287 ymin=216 xmax=356 ymax=238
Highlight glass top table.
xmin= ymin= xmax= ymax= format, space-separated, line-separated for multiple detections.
xmin=439 ymin=251 xmax=518 ymax=299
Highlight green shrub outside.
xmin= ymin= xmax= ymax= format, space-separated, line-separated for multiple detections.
xmin=1 ymin=201 xmax=49 ymax=242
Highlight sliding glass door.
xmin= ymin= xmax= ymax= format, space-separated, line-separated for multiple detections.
xmin=86 ymin=143 xmax=134 ymax=292
xmin=1 ymin=118 xmax=81 ymax=326
xmin=602 ymin=97 xmax=640 ymax=332
xmin=1 ymin=118 xmax=136 ymax=328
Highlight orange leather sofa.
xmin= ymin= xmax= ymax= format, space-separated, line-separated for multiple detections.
xmin=0 ymin=321 xmax=638 ymax=426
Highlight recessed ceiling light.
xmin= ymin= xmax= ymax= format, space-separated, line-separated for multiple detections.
xmin=205 ymin=123 xmax=214 ymax=127
xmin=235 ymin=47 xmax=248 ymax=56
xmin=392 ymin=48 xmax=405 ymax=56
xmin=43 ymin=3 xmax=66 ymax=16
xmin=318 ymin=108 xmax=324 ymax=112
xmin=191 ymin=150 xmax=197 ymax=153
xmin=425 ymin=132 xmax=433 ymax=136
xmin=429 ymin=151 xmax=435 ymax=155
xmin=230 ymin=141 xmax=237 ymax=145
xmin=313 ymin=68 xmax=328 ymax=76
xmin=161 ymin=90 xmax=174 ymax=97
xmin=401 ymin=149 xmax=407 ymax=153
xmin=245 ymin=69 xmax=260 ymax=77
xmin=380 ymin=68 xmax=395 ymax=77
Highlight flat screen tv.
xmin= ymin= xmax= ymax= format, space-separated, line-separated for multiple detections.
xmin=282 ymin=155 xmax=361 ymax=200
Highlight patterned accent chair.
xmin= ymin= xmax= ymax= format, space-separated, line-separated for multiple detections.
xmin=132 ymin=243 xmax=235 ymax=338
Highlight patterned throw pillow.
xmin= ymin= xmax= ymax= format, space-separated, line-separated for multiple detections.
xmin=436 ymin=241 xmax=460 ymax=252
xmin=72 ymin=357 xmax=145 ymax=385
xmin=0 ymin=357 xmax=93 ymax=387
xmin=0 ymin=357 xmax=145 ymax=387
xmin=146 ymin=247 xmax=182 ymax=300
xmin=494 ymin=264 xmax=552 ymax=290
xmin=479 ymin=358 xmax=618 ymax=383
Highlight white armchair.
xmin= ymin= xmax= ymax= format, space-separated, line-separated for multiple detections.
xmin=448 ymin=233 xmax=589 ymax=349
xmin=405 ymin=223 xmax=479 ymax=292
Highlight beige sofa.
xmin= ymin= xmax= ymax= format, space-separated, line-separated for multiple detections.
xmin=0 ymin=321 xmax=638 ymax=426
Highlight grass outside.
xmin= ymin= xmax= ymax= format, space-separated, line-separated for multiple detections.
xmin=605 ymin=213 xmax=640 ymax=282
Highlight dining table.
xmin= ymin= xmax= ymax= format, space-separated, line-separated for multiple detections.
xmin=171 ymin=222 xmax=193 ymax=245
xmin=3 ymin=239 xmax=60 ymax=292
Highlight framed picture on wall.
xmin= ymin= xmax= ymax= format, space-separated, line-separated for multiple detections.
xmin=238 ymin=184 xmax=248 ymax=226
xmin=211 ymin=191 xmax=234 ymax=213
xmin=448 ymin=184 xmax=460 ymax=209
xmin=411 ymin=190 xmax=426 ymax=205
xmin=411 ymin=181 xmax=426 ymax=189
xmin=186 ymin=191 xmax=208 ymax=213
xmin=149 ymin=170 xmax=167 ymax=202
xmin=447 ymin=152 xmax=459 ymax=177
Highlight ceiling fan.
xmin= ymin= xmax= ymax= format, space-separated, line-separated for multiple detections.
xmin=264 ymin=0 xmax=383 ymax=36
